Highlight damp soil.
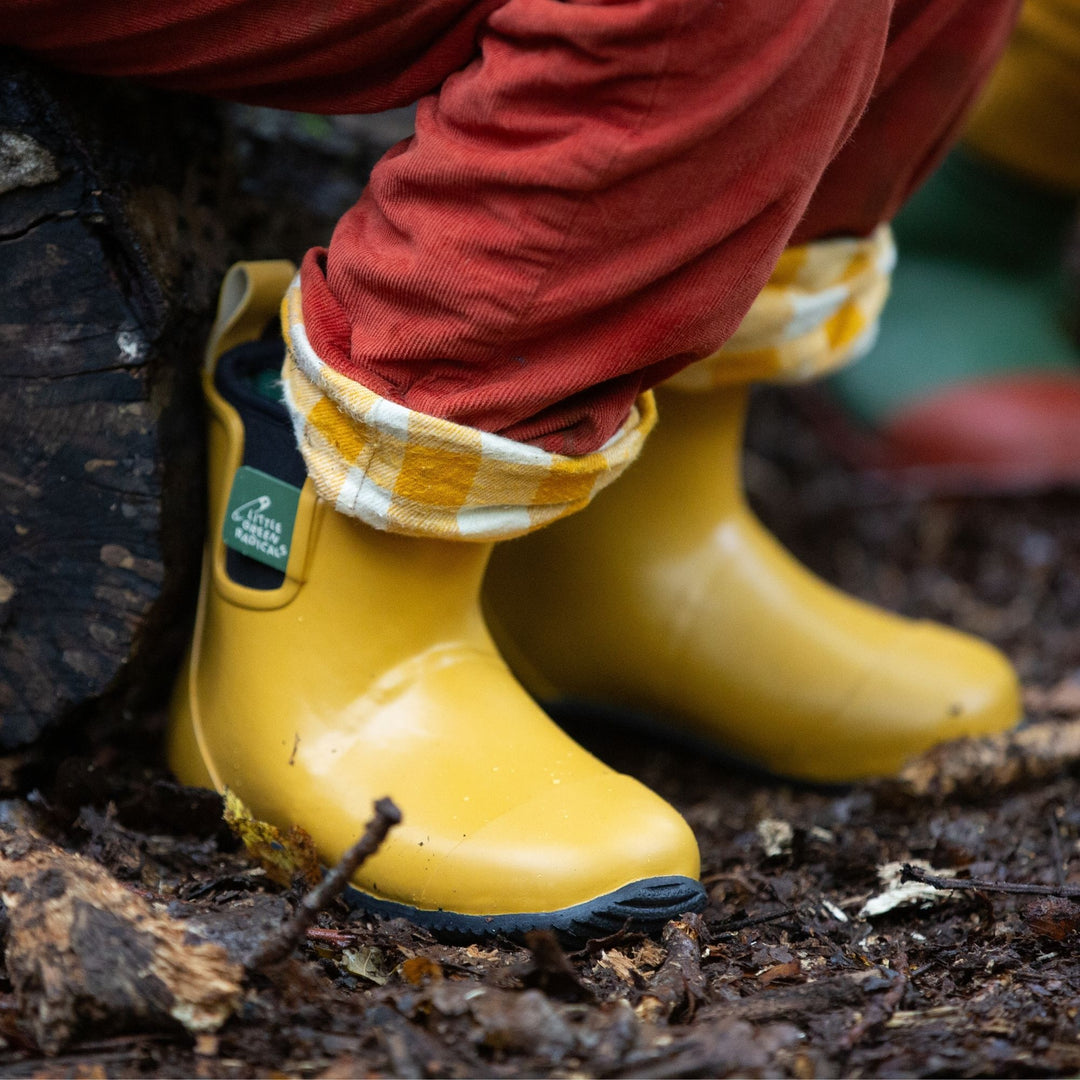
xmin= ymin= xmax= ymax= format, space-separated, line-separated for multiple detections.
xmin=1 ymin=387 xmax=1079 ymax=1078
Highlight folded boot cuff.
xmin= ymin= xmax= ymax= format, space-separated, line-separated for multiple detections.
xmin=664 ymin=224 xmax=896 ymax=392
xmin=280 ymin=277 xmax=657 ymax=541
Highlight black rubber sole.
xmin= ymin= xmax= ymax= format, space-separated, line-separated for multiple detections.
xmin=344 ymin=875 xmax=707 ymax=942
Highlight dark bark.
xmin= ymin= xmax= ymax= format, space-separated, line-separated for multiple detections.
xmin=0 ymin=52 xmax=227 ymax=747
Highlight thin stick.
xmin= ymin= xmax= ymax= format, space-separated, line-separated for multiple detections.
xmin=250 ymin=797 xmax=402 ymax=970
xmin=305 ymin=927 xmax=358 ymax=947
xmin=713 ymin=907 xmax=796 ymax=934
xmin=901 ymin=863 xmax=1080 ymax=901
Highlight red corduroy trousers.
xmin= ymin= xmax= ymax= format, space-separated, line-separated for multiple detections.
xmin=4 ymin=0 xmax=1018 ymax=452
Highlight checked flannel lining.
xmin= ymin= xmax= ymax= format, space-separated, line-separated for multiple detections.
xmin=279 ymin=226 xmax=894 ymax=539
xmin=665 ymin=224 xmax=896 ymax=391
xmin=281 ymin=278 xmax=656 ymax=541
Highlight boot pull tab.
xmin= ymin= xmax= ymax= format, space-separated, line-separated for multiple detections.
xmin=204 ymin=261 xmax=297 ymax=370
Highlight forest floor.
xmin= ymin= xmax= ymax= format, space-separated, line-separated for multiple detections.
xmin=2 ymin=107 xmax=1079 ymax=1078
xmin=0 ymin=384 xmax=1078 ymax=1078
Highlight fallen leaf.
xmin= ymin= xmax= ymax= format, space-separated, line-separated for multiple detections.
xmin=341 ymin=946 xmax=390 ymax=984
xmin=222 ymin=788 xmax=320 ymax=888
xmin=470 ymin=988 xmax=577 ymax=1060
xmin=400 ymin=955 xmax=444 ymax=985
xmin=1022 ymin=897 xmax=1080 ymax=942
xmin=522 ymin=929 xmax=594 ymax=1001
xmin=757 ymin=959 xmax=802 ymax=984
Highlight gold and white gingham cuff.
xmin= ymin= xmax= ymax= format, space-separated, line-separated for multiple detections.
xmin=665 ymin=224 xmax=896 ymax=392
xmin=280 ymin=278 xmax=656 ymax=541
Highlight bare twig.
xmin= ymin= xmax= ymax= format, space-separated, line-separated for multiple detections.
xmin=901 ymin=863 xmax=1080 ymax=901
xmin=713 ymin=908 xmax=796 ymax=934
xmin=305 ymin=927 xmax=359 ymax=948
xmin=637 ymin=914 xmax=708 ymax=1022
xmin=249 ymin=797 xmax=402 ymax=970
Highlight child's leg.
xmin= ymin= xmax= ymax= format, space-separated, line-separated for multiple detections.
xmin=6 ymin=0 xmax=1016 ymax=465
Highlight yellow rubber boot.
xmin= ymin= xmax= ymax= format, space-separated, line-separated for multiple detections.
xmin=168 ymin=263 xmax=704 ymax=938
xmin=484 ymin=385 xmax=1022 ymax=782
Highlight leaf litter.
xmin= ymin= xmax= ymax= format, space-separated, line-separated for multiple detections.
xmin=0 ymin=388 xmax=1079 ymax=1076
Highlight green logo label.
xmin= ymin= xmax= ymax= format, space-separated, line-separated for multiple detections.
xmin=223 ymin=466 xmax=301 ymax=573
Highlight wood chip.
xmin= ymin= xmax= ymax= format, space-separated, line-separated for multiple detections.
xmin=858 ymin=860 xmax=954 ymax=919
xmin=1026 ymin=678 xmax=1080 ymax=717
xmin=885 ymin=1005 xmax=962 ymax=1029
xmin=636 ymin=914 xmax=708 ymax=1023
xmin=634 ymin=940 xmax=667 ymax=969
xmin=757 ymin=818 xmax=794 ymax=858
xmin=757 ymin=959 xmax=802 ymax=984
xmin=597 ymin=949 xmax=640 ymax=984
xmin=0 ymin=829 xmax=242 ymax=1054
xmin=875 ymin=719 xmax=1080 ymax=803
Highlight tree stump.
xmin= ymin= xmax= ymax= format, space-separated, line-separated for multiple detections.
xmin=0 ymin=52 xmax=227 ymax=748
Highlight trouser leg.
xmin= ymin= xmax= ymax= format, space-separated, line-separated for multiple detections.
xmin=5 ymin=0 xmax=1018 ymax=515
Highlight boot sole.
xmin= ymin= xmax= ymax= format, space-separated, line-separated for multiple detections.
xmin=344 ymin=875 xmax=707 ymax=942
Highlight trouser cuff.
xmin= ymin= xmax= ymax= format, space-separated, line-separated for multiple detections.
xmin=280 ymin=277 xmax=656 ymax=540
xmin=664 ymin=225 xmax=896 ymax=392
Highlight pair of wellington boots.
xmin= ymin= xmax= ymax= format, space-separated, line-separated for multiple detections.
xmin=169 ymin=262 xmax=1021 ymax=938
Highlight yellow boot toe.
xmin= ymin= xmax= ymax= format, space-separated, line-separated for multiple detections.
xmin=751 ymin=619 xmax=1022 ymax=781
xmin=820 ymin=621 xmax=1021 ymax=778
xmin=433 ymin=773 xmax=702 ymax=932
